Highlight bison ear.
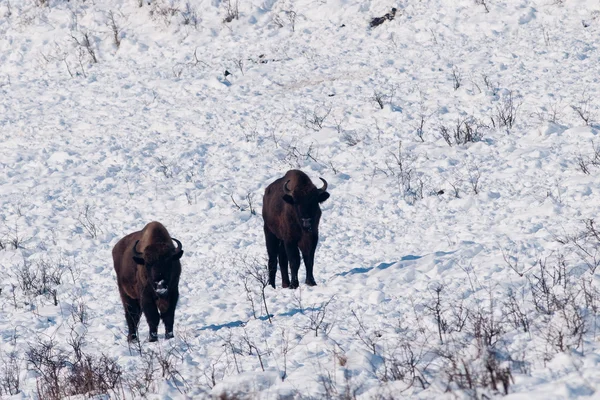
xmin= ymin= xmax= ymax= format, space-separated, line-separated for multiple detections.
xmin=133 ymin=256 xmax=145 ymax=266
xmin=172 ymin=250 xmax=184 ymax=260
xmin=318 ymin=191 xmax=330 ymax=203
xmin=282 ymin=194 xmax=295 ymax=205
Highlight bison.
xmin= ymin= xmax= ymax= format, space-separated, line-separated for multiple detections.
xmin=262 ymin=170 xmax=330 ymax=289
xmin=112 ymin=221 xmax=183 ymax=342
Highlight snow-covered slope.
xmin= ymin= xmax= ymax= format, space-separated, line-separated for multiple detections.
xmin=1 ymin=0 xmax=600 ymax=398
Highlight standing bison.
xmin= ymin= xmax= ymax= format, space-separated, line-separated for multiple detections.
xmin=262 ymin=170 xmax=330 ymax=289
xmin=112 ymin=221 xmax=183 ymax=342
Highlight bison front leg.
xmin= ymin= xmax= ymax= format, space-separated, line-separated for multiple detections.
xmin=161 ymin=289 xmax=179 ymax=340
xmin=300 ymin=235 xmax=318 ymax=286
xmin=285 ymin=242 xmax=301 ymax=289
xmin=120 ymin=291 xmax=142 ymax=342
xmin=141 ymin=293 xmax=160 ymax=342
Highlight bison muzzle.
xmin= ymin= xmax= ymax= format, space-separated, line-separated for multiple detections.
xmin=112 ymin=221 xmax=183 ymax=342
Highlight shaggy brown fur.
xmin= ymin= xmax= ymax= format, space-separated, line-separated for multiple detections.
xmin=112 ymin=221 xmax=183 ymax=342
xmin=262 ymin=170 xmax=330 ymax=289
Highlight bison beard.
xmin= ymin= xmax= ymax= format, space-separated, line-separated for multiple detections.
xmin=112 ymin=221 xmax=183 ymax=342
xmin=262 ymin=170 xmax=330 ymax=289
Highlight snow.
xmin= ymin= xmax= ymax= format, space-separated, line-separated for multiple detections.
xmin=1 ymin=0 xmax=600 ymax=398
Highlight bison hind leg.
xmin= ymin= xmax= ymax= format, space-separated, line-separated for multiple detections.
xmin=265 ymin=228 xmax=281 ymax=288
xmin=278 ymin=242 xmax=290 ymax=288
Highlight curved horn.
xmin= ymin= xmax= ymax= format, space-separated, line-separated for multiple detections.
xmin=132 ymin=240 xmax=142 ymax=256
xmin=172 ymin=238 xmax=182 ymax=253
xmin=318 ymin=177 xmax=328 ymax=193
xmin=283 ymin=180 xmax=292 ymax=194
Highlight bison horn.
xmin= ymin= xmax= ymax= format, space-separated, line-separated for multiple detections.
xmin=318 ymin=177 xmax=328 ymax=192
xmin=172 ymin=238 xmax=182 ymax=252
xmin=283 ymin=180 xmax=292 ymax=194
xmin=132 ymin=240 xmax=142 ymax=256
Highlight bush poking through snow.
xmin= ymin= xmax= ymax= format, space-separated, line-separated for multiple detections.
xmin=223 ymin=0 xmax=240 ymax=23
xmin=492 ymin=90 xmax=521 ymax=131
xmin=14 ymin=259 xmax=65 ymax=306
xmin=107 ymin=11 xmax=121 ymax=49
xmin=0 ymin=332 xmax=20 ymax=396
xmin=70 ymin=32 xmax=98 ymax=64
xmin=242 ymin=258 xmax=273 ymax=323
xmin=26 ymin=334 xmax=123 ymax=400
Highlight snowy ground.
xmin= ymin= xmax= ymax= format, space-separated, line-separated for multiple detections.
xmin=1 ymin=0 xmax=600 ymax=398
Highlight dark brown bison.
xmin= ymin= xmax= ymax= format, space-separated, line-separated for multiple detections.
xmin=112 ymin=221 xmax=183 ymax=342
xmin=262 ymin=170 xmax=330 ymax=289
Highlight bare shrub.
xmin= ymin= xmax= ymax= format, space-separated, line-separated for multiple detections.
xmin=440 ymin=347 xmax=513 ymax=396
xmin=107 ymin=11 xmax=122 ymax=49
xmin=570 ymin=90 xmax=595 ymax=126
xmin=181 ymin=2 xmax=199 ymax=28
xmin=14 ymin=258 xmax=65 ymax=306
xmin=318 ymin=366 xmax=360 ymax=400
xmin=475 ymin=0 xmax=490 ymax=13
xmin=303 ymin=296 xmax=336 ymax=337
xmin=151 ymin=0 xmax=180 ymax=26
xmin=502 ymin=288 xmax=530 ymax=332
xmin=531 ymin=99 xmax=564 ymax=124
xmin=492 ymin=90 xmax=521 ymax=130
xmin=272 ymin=14 xmax=284 ymax=28
xmin=576 ymin=140 xmax=600 ymax=175
xmin=77 ymin=203 xmax=102 ymax=239
xmin=70 ymin=296 xmax=89 ymax=326
xmin=127 ymin=350 xmax=158 ymax=397
xmin=243 ymin=258 xmax=272 ymax=323
xmin=555 ymin=219 xmax=600 ymax=274
xmin=223 ymin=0 xmax=240 ymax=23
xmin=467 ymin=164 xmax=481 ymax=194
xmin=378 ymin=141 xmax=424 ymax=203
xmin=351 ymin=310 xmax=382 ymax=355
xmin=373 ymin=91 xmax=388 ymax=109
xmin=412 ymin=100 xmax=431 ymax=142
xmin=451 ymin=66 xmax=462 ymax=90
xmin=304 ymin=105 xmax=332 ymax=131
xmin=377 ymin=337 xmax=430 ymax=390
xmin=26 ymin=333 xmax=123 ymax=400
xmin=155 ymin=347 xmax=189 ymax=393
xmin=0 ymin=332 xmax=20 ymax=396
xmin=231 ymin=192 xmax=257 ymax=215
xmin=439 ymin=125 xmax=452 ymax=146
xmin=286 ymin=10 xmax=297 ymax=31
xmin=454 ymin=117 xmax=483 ymax=145
xmin=482 ymin=74 xmax=500 ymax=96
xmin=71 ymin=32 xmax=98 ymax=64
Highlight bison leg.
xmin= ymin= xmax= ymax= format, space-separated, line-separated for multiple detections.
xmin=141 ymin=293 xmax=160 ymax=342
xmin=278 ymin=242 xmax=290 ymax=288
xmin=161 ymin=289 xmax=179 ymax=340
xmin=285 ymin=242 xmax=301 ymax=289
xmin=300 ymin=235 xmax=318 ymax=286
xmin=265 ymin=227 xmax=280 ymax=288
xmin=120 ymin=291 xmax=142 ymax=342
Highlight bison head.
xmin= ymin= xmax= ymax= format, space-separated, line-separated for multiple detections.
xmin=132 ymin=239 xmax=183 ymax=297
xmin=282 ymin=178 xmax=330 ymax=232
